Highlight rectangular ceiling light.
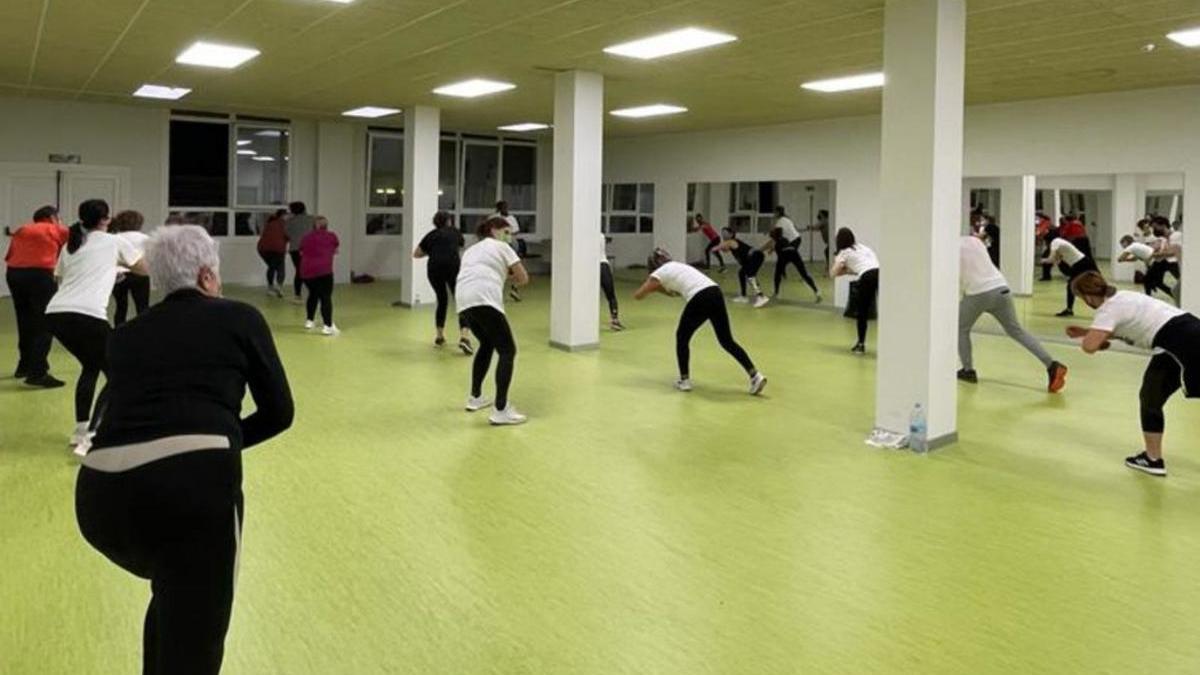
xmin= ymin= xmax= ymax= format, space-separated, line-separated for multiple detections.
xmin=176 ymin=41 xmax=260 ymax=69
xmin=603 ymin=27 xmax=737 ymax=60
xmin=498 ymin=123 xmax=550 ymax=132
xmin=252 ymin=156 xmax=276 ymax=162
xmin=237 ymin=149 xmax=256 ymax=156
xmin=132 ymin=84 xmax=191 ymax=100
xmin=1166 ymin=27 xmax=1200 ymax=47
xmin=433 ymin=79 xmax=516 ymax=98
xmin=610 ymin=104 xmax=688 ymax=119
xmin=801 ymin=72 xmax=885 ymax=92
xmin=342 ymin=106 xmax=401 ymax=119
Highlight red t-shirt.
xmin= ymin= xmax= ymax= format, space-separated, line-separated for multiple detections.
xmin=698 ymin=222 xmax=719 ymax=241
xmin=4 ymin=221 xmax=69 ymax=270
xmin=1059 ymin=219 xmax=1086 ymax=241
xmin=258 ymin=217 xmax=288 ymax=254
xmin=299 ymin=228 xmax=339 ymax=279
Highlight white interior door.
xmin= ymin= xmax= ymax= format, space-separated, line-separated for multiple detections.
xmin=1 ymin=168 xmax=59 ymax=297
xmin=62 ymin=170 xmax=127 ymax=215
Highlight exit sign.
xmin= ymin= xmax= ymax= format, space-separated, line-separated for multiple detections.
xmin=48 ymin=154 xmax=82 ymax=164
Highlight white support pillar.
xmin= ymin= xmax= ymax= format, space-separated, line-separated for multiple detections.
xmin=1180 ymin=167 xmax=1200 ymax=314
xmin=1052 ymin=189 xmax=1062 ymax=222
xmin=316 ymin=121 xmax=355 ymax=282
xmin=550 ymin=70 xmax=603 ymax=351
xmin=874 ymin=0 xmax=966 ymax=447
xmin=999 ymin=175 xmax=1035 ymax=295
xmin=654 ymin=181 xmax=688 ymax=261
xmin=1111 ymin=174 xmax=1140 ymax=282
xmin=398 ymin=106 xmax=440 ymax=307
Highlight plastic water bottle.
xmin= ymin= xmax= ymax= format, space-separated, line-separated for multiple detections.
xmin=908 ymin=404 xmax=928 ymax=453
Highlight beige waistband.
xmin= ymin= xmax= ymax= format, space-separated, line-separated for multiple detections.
xmin=82 ymin=434 xmax=231 ymax=473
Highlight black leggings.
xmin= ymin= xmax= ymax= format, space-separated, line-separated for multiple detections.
xmin=1143 ymin=260 xmax=1179 ymax=298
xmin=737 ymin=251 xmax=766 ymax=296
xmin=427 ymin=262 xmax=465 ymax=330
xmin=46 ymin=312 xmax=110 ymax=425
xmin=676 ymin=286 xmax=755 ymax=379
xmin=303 ymin=275 xmax=334 ymax=325
xmin=855 ymin=269 xmax=879 ymax=345
xmin=704 ymin=238 xmax=725 ymax=268
xmin=461 ymin=306 xmax=517 ymax=410
xmin=1065 ymin=258 xmax=1099 ymax=310
xmin=77 ymin=450 xmax=243 ymax=675
xmin=113 ymin=275 xmax=151 ymax=326
xmin=7 ymin=267 xmax=57 ymax=378
xmin=600 ymin=264 xmax=618 ymax=318
xmin=1140 ymin=315 xmax=1200 ymax=433
xmin=260 ymin=250 xmax=286 ymax=288
xmin=774 ymin=244 xmax=818 ymax=295
xmin=289 ymin=251 xmax=303 ymax=297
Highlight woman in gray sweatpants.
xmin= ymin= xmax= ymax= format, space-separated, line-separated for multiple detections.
xmin=958 ymin=235 xmax=1069 ymax=393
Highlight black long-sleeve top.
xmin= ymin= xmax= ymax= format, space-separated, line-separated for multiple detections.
xmin=92 ymin=289 xmax=294 ymax=452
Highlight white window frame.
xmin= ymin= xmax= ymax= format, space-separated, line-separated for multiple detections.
xmin=602 ymin=182 xmax=654 ymax=235
xmin=364 ymin=129 xmax=405 ymax=236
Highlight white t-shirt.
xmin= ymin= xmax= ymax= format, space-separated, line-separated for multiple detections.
xmin=119 ymin=230 xmax=150 ymax=257
xmin=456 ymin=237 xmax=521 ymax=314
xmin=1090 ymin=290 xmax=1184 ymax=350
xmin=1050 ymin=238 xmax=1085 ymax=266
xmin=959 ymin=236 xmax=1008 ymax=296
xmin=599 ymin=233 xmax=610 ymax=267
xmin=651 ymin=261 xmax=717 ymax=301
xmin=1121 ymin=243 xmax=1154 ymax=264
xmin=1167 ymin=231 xmax=1182 ymax=263
xmin=491 ymin=213 xmax=520 ymax=235
xmin=834 ymin=244 xmax=879 ymax=276
xmin=775 ymin=217 xmax=800 ymax=242
xmin=47 ymin=231 xmax=142 ymax=321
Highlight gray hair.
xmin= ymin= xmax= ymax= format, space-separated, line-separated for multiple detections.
xmin=147 ymin=225 xmax=220 ymax=294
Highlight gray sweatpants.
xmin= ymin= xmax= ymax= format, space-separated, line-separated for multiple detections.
xmin=959 ymin=286 xmax=1054 ymax=371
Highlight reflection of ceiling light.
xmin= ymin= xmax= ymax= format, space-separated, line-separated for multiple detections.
xmin=237 ymin=139 xmax=252 ymax=146
xmin=1166 ymin=27 xmax=1200 ymax=47
xmin=801 ymin=72 xmax=885 ymax=92
xmin=433 ymin=79 xmax=516 ymax=98
xmin=604 ymin=27 xmax=737 ymax=60
xmin=255 ymin=129 xmax=283 ymax=137
xmin=437 ymin=190 xmax=444 ymax=196
xmin=384 ymin=188 xmax=397 ymax=195
xmin=1141 ymin=43 xmax=1157 ymax=52
xmin=343 ymin=106 xmax=401 ymax=118
xmin=176 ymin=41 xmax=260 ymax=69
xmin=237 ymin=149 xmax=256 ymax=156
xmin=375 ymin=189 xmax=385 ymax=194
xmin=610 ymin=104 xmax=688 ymax=118
xmin=252 ymin=156 xmax=276 ymax=162
xmin=132 ymin=84 xmax=191 ymax=100
xmin=498 ymin=123 xmax=550 ymax=132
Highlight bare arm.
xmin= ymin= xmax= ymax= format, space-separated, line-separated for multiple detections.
xmin=633 ymin=277 xmax=663 ymax=300
xmin=508 ymin=262 xmax=530 ymax=287
xmin=1066 ymin=326 xmax=1112 ymax=353
xmin=1152 ymin=244 xmax=1181 ymax=259
xmin=830 ymin=259 xmax=848 ymax=278
xmin=125 ymin=257 xmax=150 ymax=277
xmin=760 ymin=236 xmax=776 ymax=254
xmin=413 ymin=246 xmax=427 ymax=259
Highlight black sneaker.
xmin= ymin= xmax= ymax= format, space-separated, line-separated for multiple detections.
xmin=957 ymin=369 xmax=978 ymax=383
xmin=1055 ymin=309 xmax=1074 ymax=317
xmin=434 ymin=336 xmax=446 ymax=347
xmin=851 ymin=343 xmax=866 ymax=355
xmin=24 ymin=374 xmax=65 ymax=389
xmin=1125 ymin=452 xmax=1166 ymax=477
xmin=13 ymin=366 xmax=27 ymax=379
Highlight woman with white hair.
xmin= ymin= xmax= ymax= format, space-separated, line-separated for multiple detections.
xmin=75 ymin=225 xmax=294 ymax=675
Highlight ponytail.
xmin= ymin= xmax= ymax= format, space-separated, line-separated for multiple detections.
xmin=67 ymin=222 xmax=86 ymax=254
xmin=69 ymin=199 xmax=111 ymax=254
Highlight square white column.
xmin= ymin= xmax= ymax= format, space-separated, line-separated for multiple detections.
xmin=398 ymin=105 xmax=439 ymax=307
xmin=550 ymin=70 xmax=603 ymax=351
xmin=1181 ymin=167 xmax=1200 ymax=314
xmin=999 ymin=175 xmax=1035 ymax=295
xmin=1110 ymin=174 xmax=1141 ymax=283
xmin=654 ymin=181 xmax=688 ymax=261
xmin=874 ymin=0 xmax=966 ymax=446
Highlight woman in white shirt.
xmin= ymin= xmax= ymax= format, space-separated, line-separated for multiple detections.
xmin=1041 ymin=234 xmax=1098 ymax=317
xmin=830 ymin=228 xmax=879 ymax=354
xmin=1066 ymin=271 xmax=1200 ymax=477
xmin=45 ymin=199 xmax=148 ymax=448
xmin=1118 ymin=234 xmax=1173 ymax=298
xmin=455 ymin=217 xmax=530 ymax=426
xmin=633 ymin=248 xmax=766 ymax=395
xmin=110 ymin=210 xmax=152 ymax=325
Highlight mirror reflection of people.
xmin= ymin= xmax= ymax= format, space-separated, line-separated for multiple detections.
xmin=599 ymin=233 xmax=624 ymax=331
xmin=1118 ymin=234 xmax=1172 ymax=298
xmin=762 ymin=205 xmax=821 ymax=303
xmin=1041 ymin=233 xmax=1097 ymax=317
xmin=633 ymin=247 xmax=766 ymax=395
xmin=690 ymin=213 xmax=726 ymax=272
xmin=414 ymin=211 xmax=474 ymax=353
xmin=5 ymin=205 xmax=69 ymax=388
xmin=804 ymin=209 xmax=832 ymax=264
xmin=830 ymin=227 xmax=879 ymax=355
xmin=716 ymin=227 xmax=769 ymax=308
xmin=76 ymin=225 xmax=294 ymax=674
xmin=1147 ymin=216 xmax=1182 ymax=302
xmin=1066 ymin=271 xmax=1200 ymax=476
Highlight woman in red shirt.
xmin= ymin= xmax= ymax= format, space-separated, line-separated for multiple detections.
xmin=4 ymin=205 xmax=69 ymax=387
xmin=257 ymin=208 xmax=289 ymax=298
xmin=299 ymin=216 xmax=340 ymax=335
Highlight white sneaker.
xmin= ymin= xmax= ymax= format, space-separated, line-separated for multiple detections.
xmin=732 ymin=296 xmax=750 ymax=304
xmin=814 ymin=292 xmax=823 ymax=304
xmin=749 ymin=372 xmax=767 ymax=395
xmin=69 ymin=424 xmax=93 ymax=456
xmin=675 ymin=378 xmax=694 ymax=392
xmin=754 ymin=295 xmax=770 ymax=308
xmin=304 ymin=320 xmax=315 ymax=330
xmin=322 ymin=324 xmax=340 ymax=336
xmin=465 ymin=396 xmax=493 ymax=412
xmin=489 ymin=405 xmax=527 ymax=426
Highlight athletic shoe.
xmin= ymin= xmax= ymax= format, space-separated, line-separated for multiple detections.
xmin=749 ymin=372 xmax=767 ymax=395
xmin=753 ymin=295 xmax=770 ymax=309
xmin=957 ymin=369 xmax=978 ymax=384
xmin=291 ymin=296 xmax=304 ymax=305
xmin=304 ymin=320 xmax=315 ymax=330
xmin=1047 ymin=362 xmax=1068 ymax=393
xmin=465 ymin=396 xmax=492 ymax=412
xmin=489 ymin=405 xmax=527 ymax=426
xmin=718 ymin=267 xmax=727 ymax=274
xmin=675 ymin=378 xmax=694 ymax=392
xmin=851 ymin=343 xmax=866 ymax=355
xmin=322 ymin=324 xmax=340 ymax=337
xmin=435 ymin=336 xmax=446 ymax=347
xmin=273 ymin=286 xmax=284 ymax=298
xmin=814 ymin=292 xmax=823 ymax=304
xmin=1055 ymin=309 xmax=1074 ymax=317
xmin=458 ymin=338 xmax=474 ymax=356
xmin=732 ymin=296 xmax=750 ymax=304
xmin=1125 ymin=451 xmax=1166 ymax=477
xmin=610 ymin=318 xmax=625 ymax=332
xmin=13 ymin=366 xmax=27 ymax=379
xmin=24 ymin=374 xmax=65 ymax=389
xmin=509 ymin=288 xmax=522 ymax=302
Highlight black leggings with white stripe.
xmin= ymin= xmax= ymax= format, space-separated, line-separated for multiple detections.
xmin=1140 ymin=314 xmax=1200 ymax=433
xmin=676 ymin=286 xmax=755 ymax=379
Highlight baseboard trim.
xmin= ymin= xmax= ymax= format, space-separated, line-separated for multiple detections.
xmin=549 ymin=341 xmax=600 ymax=353
xmin=925 ymin=431 xmax=958 ymax=451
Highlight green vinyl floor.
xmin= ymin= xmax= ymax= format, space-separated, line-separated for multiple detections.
xmin=1 ymin=271 xmax=1198 ymax=674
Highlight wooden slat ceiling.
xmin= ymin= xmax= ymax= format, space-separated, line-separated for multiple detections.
xmin=0 ymin=0 xmax=1197 ymax=136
